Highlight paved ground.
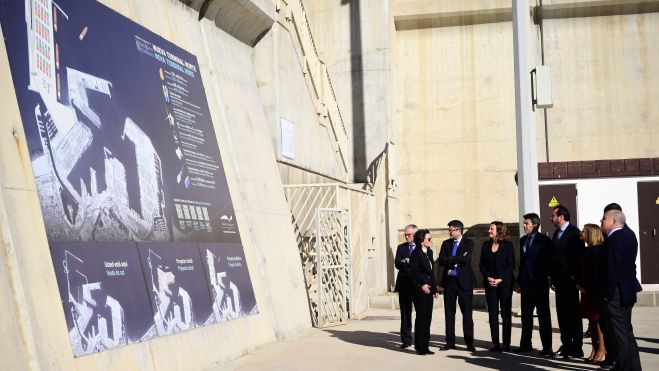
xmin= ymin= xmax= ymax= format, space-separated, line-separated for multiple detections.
xmin=219 ymin=306 xmax=659 ymax=370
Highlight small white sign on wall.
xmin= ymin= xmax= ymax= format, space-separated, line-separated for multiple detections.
xmin=280 ymin=117 xmax=294 ymax=160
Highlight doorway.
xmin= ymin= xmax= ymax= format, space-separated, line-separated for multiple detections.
xmin=538 ymin=184 xmax=578 ymax=237
xmin=638 ymin=181 xmax=659 ymax=284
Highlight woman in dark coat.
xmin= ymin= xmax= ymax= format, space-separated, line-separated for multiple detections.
xmin=577 ymin=223 xmax=606 ymax=363
xmin=410 ymin=228 xmax=440 ymax=355
xmin=479 ymin=221 xmax=515 ymax=352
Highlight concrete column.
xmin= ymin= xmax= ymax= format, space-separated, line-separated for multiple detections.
xmin=512 ymin=0 xmax=540 ymax=219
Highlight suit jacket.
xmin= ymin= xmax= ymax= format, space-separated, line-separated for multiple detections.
xmin=409 ymin=247 xmax=438 ymax=294
xmin=479 ymin=240 xmax=515 ymax=289
xmin=600 ymin=227 xmax=642 ymax=305
xmin=394 ymin=241 xmax=416 ymax=292
xmin=551 ymin=222 xmax=584 ymax=284
xmin=518 ymin=232 xmax=552 ymax=287
xmin=438 ymin=237 xmax=476 ymax=290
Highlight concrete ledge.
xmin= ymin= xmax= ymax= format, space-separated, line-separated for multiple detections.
xmin=183 ymin=0 xmax=275 ymax=46
xmin=393 ymin=0 xmax=659 ymax=30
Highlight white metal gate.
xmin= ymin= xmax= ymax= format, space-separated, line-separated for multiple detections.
xmin=316 ymin=208 xmax=352 ymax=327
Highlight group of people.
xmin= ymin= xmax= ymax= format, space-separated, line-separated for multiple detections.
xmin=394 ymin=203 xmax=643 ymax=370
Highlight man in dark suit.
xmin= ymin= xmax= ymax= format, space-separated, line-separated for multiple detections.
xmin=599 ymin=209 xmax=642 ymax=371
xmin=550 ymin=205 xmax=585 ymax=358
xmin=515 ymin=213 xmax=553 ymax=356
xmin=394 ymin=224 xmax=418 ymax=348
xmin=438 ymin=220 xmax=476 ymax=351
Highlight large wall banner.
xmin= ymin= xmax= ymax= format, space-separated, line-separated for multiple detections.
xmin=0 ymin=0 xmax=258 ymax=356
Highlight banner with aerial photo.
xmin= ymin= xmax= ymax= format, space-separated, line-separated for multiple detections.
xmin=0 ymin=0 xmax=257 ymax=356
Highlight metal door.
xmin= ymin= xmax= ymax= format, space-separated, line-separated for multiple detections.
xmin=316 ymin=208 xmax=352 ymax=327
xmin=638 ymin=181 xmax=659 ymax=283
xmin=539 ymin=184 xmax=578 ymax=236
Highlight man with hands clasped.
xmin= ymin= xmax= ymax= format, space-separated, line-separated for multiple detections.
xmin=394 ymin=224 xmax=418 ymax=349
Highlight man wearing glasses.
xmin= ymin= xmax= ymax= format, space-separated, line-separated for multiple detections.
xmin=394 ymin=224 xmax=418 ymax=348
xmin=438 ymin=220 xmax=476 ymax=351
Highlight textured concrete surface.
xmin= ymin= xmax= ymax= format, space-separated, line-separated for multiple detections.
xmin=221 ymin=306 xmax=659 ymax=370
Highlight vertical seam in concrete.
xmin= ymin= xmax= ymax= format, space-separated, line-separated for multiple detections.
xmin=0 ymin=186 xmax=41 ymax=370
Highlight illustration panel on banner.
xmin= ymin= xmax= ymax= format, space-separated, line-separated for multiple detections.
xmin=50 ymin=241 xmax=156 ymax=357
xmin=0 ymin=0 xmax=240 ymax=243
xmin=137 ymin=242 xmax=216 ymax=335
xmin=199 ymin=243 xmax=259 ymax=321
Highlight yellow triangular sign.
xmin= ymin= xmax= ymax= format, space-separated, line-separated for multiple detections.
xmin=548 ymin=196 xmax=560 ymax=208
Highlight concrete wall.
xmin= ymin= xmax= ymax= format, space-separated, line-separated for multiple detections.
xmin=542 ymin=9 xmax=659 ymax=161
xmin=304 ymin=0 xmax=396 ymax=184
xmin=303 ymin=0 xmax=400 ymax=295
xmin=0 ymin=0 xmax=310 ymax=369
xmin=396 ymin=18 xmax=523 ymax=229
xmin=253 ymin=18 xmax=347 ymax=183
xmin=394 ymin=0 xmax=659 ymax=230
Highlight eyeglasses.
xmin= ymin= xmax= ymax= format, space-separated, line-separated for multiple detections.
xmin=404 ymin=233 xmax=414 ymax=236
xmin=425 ymin=237 xmax=432 ymax=241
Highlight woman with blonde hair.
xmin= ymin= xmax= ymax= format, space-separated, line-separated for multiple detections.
xmin=479 ymin=221 xmax=515 ymax=352
xmin=577 ymin=223 xmax=606 ymax=363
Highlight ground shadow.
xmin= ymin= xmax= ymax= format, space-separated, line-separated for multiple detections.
xmin=325 ymin=329 xmax=418 ymax=354
xmin=447 ymin=352 xmax=595 ymax=371
xmin=638 ymin=346 xmax=659 ymax=355
xmin=637 ymin=336 xmax=659 ymax=345
xmin=326 ymin=328 xmax=596 ymax=370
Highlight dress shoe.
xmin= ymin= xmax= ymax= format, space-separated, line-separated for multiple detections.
xmin=489 ymin=345 xmax=502 ymax=352
xmin=400 ymin=342 xmax=411 ymax=349
xmin=501 ymin=345 xmax=511 ymax=352
xmin=539 ymin=349 xmax=553 ymax=356
xmin=441 ymin=344 xmax=456 ymax=351
xmin=569 ymin=349 xmax=584 ymax=359
xmin=513 ymin=346 xmax=533 ymax=353
xmin=466 ymin=345 xmax=476 ymax=352
xmin=598 ymin=361 xmax=616 ymax=371
xmin=425 ymin=350 xmax=435 ymax=355
xmin=553 ymin=346 xmax=567 ymax=358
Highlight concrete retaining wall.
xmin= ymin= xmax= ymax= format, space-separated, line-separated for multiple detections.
xmin=0 ymin=0 xmax=310 ymax=369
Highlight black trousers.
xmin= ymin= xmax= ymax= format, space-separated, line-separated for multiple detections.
xmin=485 ymin=285 xmax=512 ymax=346
xmin=601 ymin=289 xmax=642 ymax=371
xmin=519 ymin=282 xmax=552 ymax=351
xmin=398 ymin=284 xmax=414 ymax=344
xmin=443 ymin=277 xmax=474 ymax=346
xmin=412 ymin=288 xmax=434 ymax=351
xmin=555 ymin=280 xmax=583 ymax=353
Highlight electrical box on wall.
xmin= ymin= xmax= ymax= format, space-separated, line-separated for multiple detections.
xmin=534 ymin=65 xmax=553 ymax=109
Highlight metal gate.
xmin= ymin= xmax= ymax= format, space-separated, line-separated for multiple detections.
xmin=316 ymin=208 xmax=352 ymax=327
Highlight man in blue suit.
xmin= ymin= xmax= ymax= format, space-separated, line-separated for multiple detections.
xmin=438 ymin=220 xmax=476 ymax=351
xmin=515 ymin=213 xmax=553 ymax=356
xmin=394 ymin=224 xmax=418 ymax=349
xmin=599 ymin=209 xmax=642 ymax=371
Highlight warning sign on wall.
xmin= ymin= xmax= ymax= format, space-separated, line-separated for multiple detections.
xmin=548 ymin=196 xmax=560 ymax=207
